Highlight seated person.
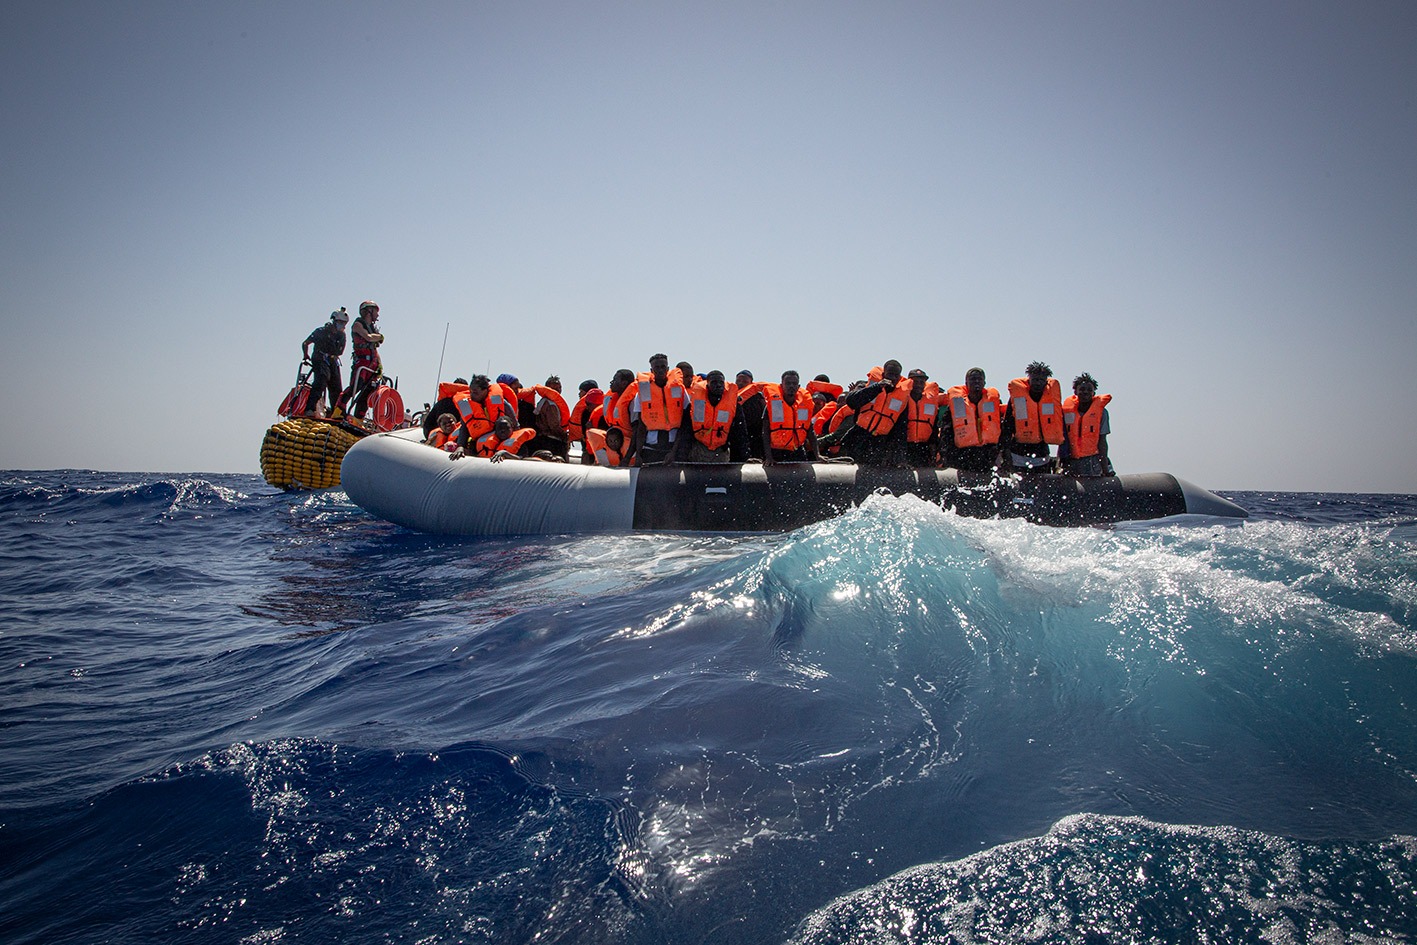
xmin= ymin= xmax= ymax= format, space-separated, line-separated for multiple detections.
xmin=585 ymin=426 xmax=628 ymax=467
xmin=1001 ymin=360 xmax=1064 ymax=474
xmin=424 ymin=412 xmax=461 ymax=452
xmin=1059 ymin=373 xmax=1114 ymax=477
xmin=939 ymin=368 xmax=1003 ymax=473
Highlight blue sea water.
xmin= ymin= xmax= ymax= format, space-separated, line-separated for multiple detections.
xmin=1 ymin=471 xmax=1415 ymax=944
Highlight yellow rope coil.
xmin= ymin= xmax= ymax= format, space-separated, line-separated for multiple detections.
xmin=260 ymin=417 xmax=365 ymax=490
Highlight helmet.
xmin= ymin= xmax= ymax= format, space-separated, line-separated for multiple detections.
xmin=331 ymin=308 xmax=349 ymax=324
xmin=359 ymin=300 xmax=380 ymax=316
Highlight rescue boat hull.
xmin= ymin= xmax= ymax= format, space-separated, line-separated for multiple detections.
xmin=340 ymin=429 xmax=1248 ymax=536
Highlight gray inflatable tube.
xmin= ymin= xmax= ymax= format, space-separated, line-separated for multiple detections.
xmin=341 ymin=428 xmax=1248 ymax=536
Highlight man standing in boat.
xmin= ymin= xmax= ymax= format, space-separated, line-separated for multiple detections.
xmin=342 ymin=300 xmax=385 ymax=420
xmin=1059 ymin=372 xmax=1114 ymax=477
xmin=300 ymin=308 xmax=348 ymax=417
xmin=1001 ymin=360 xmax=1064 ymax=474
xmin=939 ymin=367 xmax=1005 ymax=475
xmin=630 ymin=353 xmax=689 ymax=466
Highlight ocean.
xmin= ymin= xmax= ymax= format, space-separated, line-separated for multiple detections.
xmin=2 ymin=471 xmax=1414 ymax=944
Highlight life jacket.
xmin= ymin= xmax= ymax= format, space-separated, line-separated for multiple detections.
xmin=904 ymin=381 xmax=941 ymax=444
xmin=806 ymin=379 xmax=843 ymax=399
xmin=437 ymin=381 xmax=468 ymax=401
xmin=633 ymin=372 xmax=686 ymax=432
xmin=474 ymin=426 xmax=535 ymax=458
xmin=854 ymin=379 xmax=911 ymax=436
xmin=945 ymin=385 xmax=1002 ymax=448
xmin=1063 ymin=393 xmax=1111 ymax=459
xmin=427 ymin=427 xmax=461 ymax=452
xmin=351 ymin=316 xmax=381 ymax=366
xmin=764 ymin=384 xmax=814 ymax=452
xmin=828 ymin=404 xmax=854 ymax=433
xmin=531 ymin=386 xmax=570 ymax=435
xmin=688 ymin=382 xmax=739 ymax=450
xmin=452 ymin=382 xmax=510 ymax=442
xmin=1007 ymin=377 xmax=1064 ymax=445
xmin=584 ymin=428 xmax=625 ymax=467
xmin=813 ymin=401 xmax=840 ymax=436
xmin=569 ymin=390 xmax=604 ymax=444
xmin=603 ymin=386 xmax=635 ymax=435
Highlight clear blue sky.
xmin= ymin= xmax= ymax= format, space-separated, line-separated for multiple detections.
xmin=3 ymin=1 xmax=1414 ymax=492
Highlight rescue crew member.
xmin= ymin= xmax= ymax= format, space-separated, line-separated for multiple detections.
xmin=762 ymin=370 xmax=822 ymax=466
xmin=903 ymin=369 xmax=941 ymax=467
xmin=630 ymin=353 xmax=689 ymax=466
xmin=840 ymin=360 xmax=910 ymax=466
xmin=1001 ymin=360 xmax=1064 ymax=474
xmin=1059 ymin=372 xmax=1114 ymax=478
xmin=735 ymin=370 xmax=767 ymax=461
xmin=939 ymin=367 xmax=1004 ymax=473
xmin=343 ymin=300 xmax=385 ymax=419
xmin=676 ymin=370 xmax=750 ymax=463
xmin=300 ymin=308 xmax=347 ymax=417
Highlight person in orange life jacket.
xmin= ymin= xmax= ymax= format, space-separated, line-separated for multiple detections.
xmin=523 ymin=375 xmax=571 ymax=460
xmin=1059 ymin=372 xmax=1114 ymax=478
xmin=495 ymin=374 xmax=537 ymax=429
xmin=817 ymin=379 xmax=865 ymax=456
xmin=676 ymin=361 xmax=696 ymax=383
xmin=675 ymin=371 xmax=751 ymax=464
xmin=939 ymin=367 xmax=1005 ymax=474
xmin=454 ymin=415 xmax=535 ymax=459
xmin=340 ymin=300 xmax=384 ymax=419
xmin=902 ymin=369 xmax=942 ymax=467
xmin=1000 ymin=360 xmax=1064 ymax=474
xmin=840 ymin=360 xmax=910 ymax=467
xmin=630 ymin=353 xmax=689 ymax=466
xmin=568 ymin=379 xmax=604 ymax=463
xmin=422 ymin=377 xmax=467 ymax=440
xmin=424 ymin=412 xmax=461 ymax=451
xmin=585 ymin=426 xmax=628 ymax=467
xmin=449 ymin=374 xmax=517 ymax=456
xmin=735 ymin=370 xmax=767 ymax=461
xmin=761 ymin=370 xmax=823 ymax=466
xmin=300 ymin=308 xmax=348 ymax=417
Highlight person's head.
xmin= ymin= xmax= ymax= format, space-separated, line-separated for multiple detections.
xmin=468 ymin=374 xmax=492 ymax=402
xmin=1025 ymin=360 xmax=1053 ymax=397
xmin=649 ymin=353 xmax=670 ymax=383
xmin=331 ymin=308 xmax=349 ymax=328
xmin=358 ymin=300 xmax=379 ymax=321
xmin=735 ymin=369 xmax=754 ymax=387
xmin=705 ymin=370 xmax=726 ymax=400
xmin=605 ymin=427 xmax=625 ymax=452
xmin=496 ymin=373 xmax=521 ymax=393
xmin=610 ymin=368 xmax=635 ymax=393
xmin=813 ymin=373 xmax=831 ymax=383
xmin=812 ymin=390 xmax=830 ymax=409
xmin=780 ymin=370 xmax=801 ymax=401
xmin=882 ymin=360 xmax=903 ymax=384
xmin=578 ymin=379 xmax=599 ymax=396
xmin=493 ymin=416 xmax=514 ymax=439
xmin=676 ymin=361 xmax=693 ymax=381
xmin=453 ymin=377 xmax=468 ymax=385
xmin=1073 ymin=372 xmax=1098 ymax=403
xmin=907 ymin=368 xmax=928 ymax=396
xmin=965 ymin=367 xmax=986 ymax=400
xmin=533 ymin=450 xmax=560 ymax=462
xmin=437 ymin=412 xmax=456 ymax=432
xmin=544 ymin=375 xmax=562 ymax=393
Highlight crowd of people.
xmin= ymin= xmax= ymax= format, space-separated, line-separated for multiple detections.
xmin=417 ymin=353 xmax=1114 ymax=477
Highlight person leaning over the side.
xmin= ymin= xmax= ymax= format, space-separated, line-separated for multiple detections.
xmin=1059 ymin=372 xmax=1114 ymax=477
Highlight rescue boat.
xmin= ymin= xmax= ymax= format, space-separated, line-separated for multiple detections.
xmin=340 ymin=428 xmax=1248 ymax=535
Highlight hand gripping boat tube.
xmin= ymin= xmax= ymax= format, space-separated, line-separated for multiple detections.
xmin=341 ymin=429 xmax=1249 ymax=536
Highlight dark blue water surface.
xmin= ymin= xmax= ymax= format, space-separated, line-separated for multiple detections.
xmin=2 ymin=472 xmax=1415 ymax=944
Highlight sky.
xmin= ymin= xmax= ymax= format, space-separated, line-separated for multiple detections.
xmin=2 ymin=1 xmax=1414 ymax=493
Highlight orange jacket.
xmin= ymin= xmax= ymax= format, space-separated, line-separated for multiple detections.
xmin=474 ymin=426 xmax=535 ymax=458
xmin=945 ymin=385 xmax=1002 ymax=448
xmin=1063 ymin=393 xmax=1111 ymax=458
xmin=427 ymin=427 xmax=461 ymax=451
xmin=813 ymin=401 xmax=840 ymax=436
xmin=806 ymin=379 xmax=843 ymax=399
xmin=855 ymin=379 xmax=911 ymax=436
xmin=904 ymin=381 xmax=941 ymax=444
xmin=764 ymin=384 xmax=814 ymax=451
xmin=584 ymin=428 xmax=625 ymax=467
xmin=452 ymin=382 xmax=511 ymax=442
xmin=569 ymin=389 xmax=604 ymax=444
xmin=688 ymin=381 xmax=739 ymax=450
xmin=1007 ymin=377 xmax=1064 ymax=445
xmin=633 ymin=372 xmax=688 ymax=431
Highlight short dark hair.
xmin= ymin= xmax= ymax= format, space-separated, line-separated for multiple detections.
xmin=1073 ymin=372 xmax=1098 ymax=390
xmin=781 ymin=370 xmax=800 ymax=381
xmin=649 ymin=352 xmax=669 ymax=365
xmin=966 ymin=367 xmax=986 ymax=381
xmin=469 ymin=374 xmax=491 ymax=390
xmin=1026 ymin=361 xmax=1052 ymax=378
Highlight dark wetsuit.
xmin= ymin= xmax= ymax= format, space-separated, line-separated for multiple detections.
xmin=737 ymin=391 xmax=766 ymax=461
xmin=302 ymin=323 xmax=346 ymax=412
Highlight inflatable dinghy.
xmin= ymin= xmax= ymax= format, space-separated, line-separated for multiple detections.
xmin=341 ymin=429 xmax=1248 ymax=536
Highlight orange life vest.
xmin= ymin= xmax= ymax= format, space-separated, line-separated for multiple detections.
xmin=633 ymin=372 xmax=687 ymax=431
xmin=603 ymin=385 xmax=635 ymax=435
xmin=427 ymin=427 xmax=461 ymax=451
xmin=1063 ymin=393 xmax=1111 ymax=458
xmin=569 ymin=390 xmax=604 ymax=444
xmin=945 ymin=385 xmax=1002 ymax=448
xmin=452 ymin=383 xmax=510 ymax=442
xmin=813 ymin=401 xmax=840 ymax=436
xmin=438 ymin=381 xmax=469 ymax=401
xmin=904 ymin=382 xmax=941 ymax=444
xmin=854 ymin=379 xmax=911 ymax=436
xmin=1007 ymin=377 xmax=1064 ymax=445
xmin=532 ymin=386 xmax=570 ymax=434
xmin=764 ymin=384 xmax=814 ymax=451
xmin=474 ymin=426 xmax=535 ymax=458
xmin=688 ymin=382 xmax=739 ymax=451
xmin=806 ymin=379 xmax=843 ymax=399
xmin=584 ymin=428 xmax=625 ymax=467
